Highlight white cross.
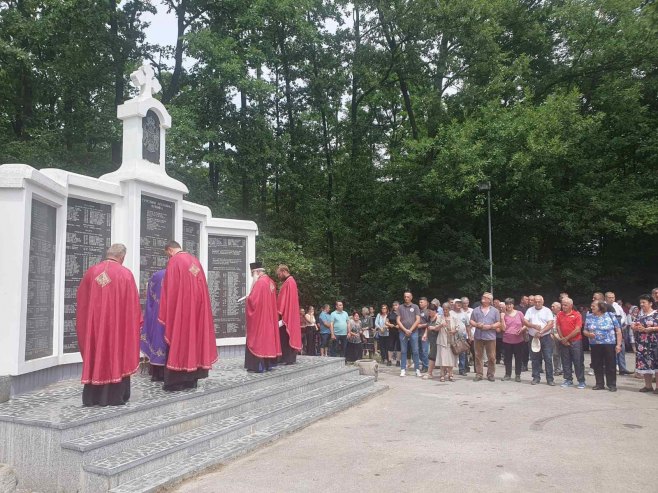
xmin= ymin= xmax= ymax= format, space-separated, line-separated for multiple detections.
xmin=130 ymin=62 xmax=162 ymax=99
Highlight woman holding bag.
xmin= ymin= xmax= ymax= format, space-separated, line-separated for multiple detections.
xmin=436 ymin=302 xmax=457 ymax=381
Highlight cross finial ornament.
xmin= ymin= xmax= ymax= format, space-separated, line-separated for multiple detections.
xmin=130 ymin=62 xmax=162 ymax=99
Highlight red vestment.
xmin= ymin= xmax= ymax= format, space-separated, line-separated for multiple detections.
xmin=277 ymin=275 xmax=302 ymax=351
xmin=246 ymin=274 xmax=281 ymax=358
xmin=76 ymin=260 xmax=141 ymax=385
xmin=158 ymin=252 xmax=217 ymax=371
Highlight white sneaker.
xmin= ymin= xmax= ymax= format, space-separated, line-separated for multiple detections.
xmin=400 ymin=369 xmax=406 ymax=377
xmin=588 ymin=369 xmax=594 ymax=376
xmin=416 ymin=369 xmax=422 ymax=377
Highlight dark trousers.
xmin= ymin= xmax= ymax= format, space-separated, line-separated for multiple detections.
xmin=591 ymin=344 xmax=617 ymax=388
xmin=496 ymin=337 xmax=504 ymax=362
xmin=330 ymin=335 xmax=347 ymax=357
xmin=379 ymin=335 xmax=389 ymax=361
xmin=560 ymin=339 xmax=585 ymax=384
xmin=504 ymin=342 xmax=524 ymax=377
xmin=531 ymin=334 xmax=554 ymax=382
xmin=521 ymin=339 xmax=530 ymax=366
xmin=389 ymin=330 xmax=401 ymax=352
xmin=279 ymin=326 xmax=297 ymax=364
xmin=304 ymin=327 xmax=316 ymax=355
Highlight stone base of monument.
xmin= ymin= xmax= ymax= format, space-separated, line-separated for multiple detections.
xmin=0 ymin=464 xmax=18 ymax=493
xmin=354 ymin=359 xmax=379 ymax=382
xmin=0 ymin=356 xmax=386 ymax=493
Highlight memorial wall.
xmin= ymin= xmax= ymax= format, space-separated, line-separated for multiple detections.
xmin=25 ymin=199 xmax=57 ymax=361
xmin=0 ymin=63 xmax=257 ymax=396
xmin=63 ymin=198 xmax=112 ymax=353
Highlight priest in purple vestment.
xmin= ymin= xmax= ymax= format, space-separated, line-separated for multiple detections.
xmin=140 ymin=269 xmax=168 ymax=381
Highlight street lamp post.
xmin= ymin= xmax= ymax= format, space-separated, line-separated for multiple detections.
xmin=478 ymin=181 xmax=493 ymax=295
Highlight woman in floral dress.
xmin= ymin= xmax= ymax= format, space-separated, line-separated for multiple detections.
xmin=632 ymin=294 xmax=658 ymax=393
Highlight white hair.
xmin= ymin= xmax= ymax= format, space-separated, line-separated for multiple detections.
xmin=106 ymin=243 xmax=127 ymax=259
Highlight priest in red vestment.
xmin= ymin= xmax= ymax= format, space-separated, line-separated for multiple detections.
xmin=158 ymin=240 xmax=217 ymax=391
xmin=276 ymin=264 xmax=302 ymax=364
xmin=245 ymin=261 xmax=281 ymax=372
xmin=76 ymin=244 xmax=141 ymax=406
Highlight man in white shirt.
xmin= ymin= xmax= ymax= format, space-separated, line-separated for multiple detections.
xmin=605 ymin=291 xmax=631 ymax=375
xmin=524 ymin=295 xmax=555 ymax=386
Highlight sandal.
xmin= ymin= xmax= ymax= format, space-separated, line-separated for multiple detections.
xmin=439 ymin=376 xmax=445 ymax=382
xmin=422 ymin=374 xmax=432 ymax=380
xmin=639 ymin=387 xmax=653 ymax=393
xmin=448 ymin=375 xmax=454 ymax=382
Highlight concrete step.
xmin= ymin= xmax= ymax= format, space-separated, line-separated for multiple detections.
xmin=109 ymin=384 xmax=387 ymax=493
xmin=60 ymin=357 xmax=348 ymax=439
xmin=61 ymin=366 xmax=359 ymax=459
xmin=0 ymin=357 xmax=346 ymax=438
xmin=84 ymin=376 xmax=376 ymax=491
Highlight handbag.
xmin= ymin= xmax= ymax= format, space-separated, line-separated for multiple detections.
xmin=450 ymin=336 xmax=470 ymax=355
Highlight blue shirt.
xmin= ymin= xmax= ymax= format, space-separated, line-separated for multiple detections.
xmin=330 ymin=310 xmax=349 ymax=336
xmin=470 ymin=306 xmax=501 ymax=341
xmin=585 ymin=312 xmax=619 ymax=345
xmin=318 ymin=312 xmax=332 ymax=334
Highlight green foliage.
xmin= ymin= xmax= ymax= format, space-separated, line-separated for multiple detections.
xmin=1 ymin=0 xmax=657 ymax=305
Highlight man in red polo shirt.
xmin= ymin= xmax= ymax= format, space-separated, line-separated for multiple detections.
xmin=555 ymin=297 xmax=585 ymax=388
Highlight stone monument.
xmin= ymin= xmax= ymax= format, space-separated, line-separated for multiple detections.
xmin=0 ymin=62 xmax=257 ymax=402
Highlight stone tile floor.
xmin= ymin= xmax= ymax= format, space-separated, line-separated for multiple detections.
xmin=0 ymin=357 xmax=338 ymax=428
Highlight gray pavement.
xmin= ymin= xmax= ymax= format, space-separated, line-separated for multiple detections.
xmin=175 ymin=355 xmax=658 ymax=493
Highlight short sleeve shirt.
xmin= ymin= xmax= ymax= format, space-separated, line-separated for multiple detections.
xmin=524 ymin=306 xmax=554 ymax=337
xmin=470 ymin=306 xmax=500 ymax=341
xmin=556 ymin=310 xmax=583 ymax=341
xmin=319 ymin=312 xmax=332 ymax=334
xmin=584 ymin=312 xmax=619 ymax=345
xmin=330 ymin=310 xmax=349 ymax=336
xmin=398 ymin=303 xmax=420 ymax=330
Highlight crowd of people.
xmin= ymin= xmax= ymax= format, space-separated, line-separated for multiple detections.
xmin=300 ymin=288 xmax=658 ymax=393
xmin=75 ymin=244 xmax=657 ymax=408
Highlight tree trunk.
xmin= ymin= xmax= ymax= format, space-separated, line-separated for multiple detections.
xmin=163 ymin=0 xmax=187 ymax=103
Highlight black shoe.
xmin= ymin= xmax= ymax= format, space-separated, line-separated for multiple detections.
xmin=592 ymin=385 xmax=605 ymax=390
xmin=639 ymin=386 xmax=653 ymax=393
xmin=396 ymin=361 xmax=400 ymax=367
xmin=386 ymin=361 xmax=392 ymax=367
xmin=619 ymin=370 xmax=632 ymax=375
xmin=547 ymin=381 xmax=556 ymax=386
xmin=458 ymin=370 xmax=465 ymax=376
xmin=531 ymin=379 xmax=540 ymax=385
xmin=487 ymin=376 xmax=495 ymax=382
xmin=521 ymin=365 xmax=528 ymax=372
xmin=608 ymin=386 xmax=617 ymax=392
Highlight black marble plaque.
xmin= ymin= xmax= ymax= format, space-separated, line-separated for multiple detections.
xmin=142 ymin=109 xmax=160 ymax=164
xmin=183 ymin=220 xmax=201 ymax=259
xmin=207 ymin=235 xmax=246 ymax=338
xmin=63 ymin=198 xmax=112 ymax=353
xmin=140 ymin=195 xmax=174 ymax=307
xmin=25 ymin=199 xmax=57 ymax=361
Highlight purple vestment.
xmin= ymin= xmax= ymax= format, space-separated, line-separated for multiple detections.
xmin=140 ymin=269 xmax=168 ymax=365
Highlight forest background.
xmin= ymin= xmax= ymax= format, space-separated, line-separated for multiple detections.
xmin=1 ymin=0 xmax=657 ymax=308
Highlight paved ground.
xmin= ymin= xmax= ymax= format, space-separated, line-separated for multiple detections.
xmin=175 ymin=355 xmax=658 ymax=493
